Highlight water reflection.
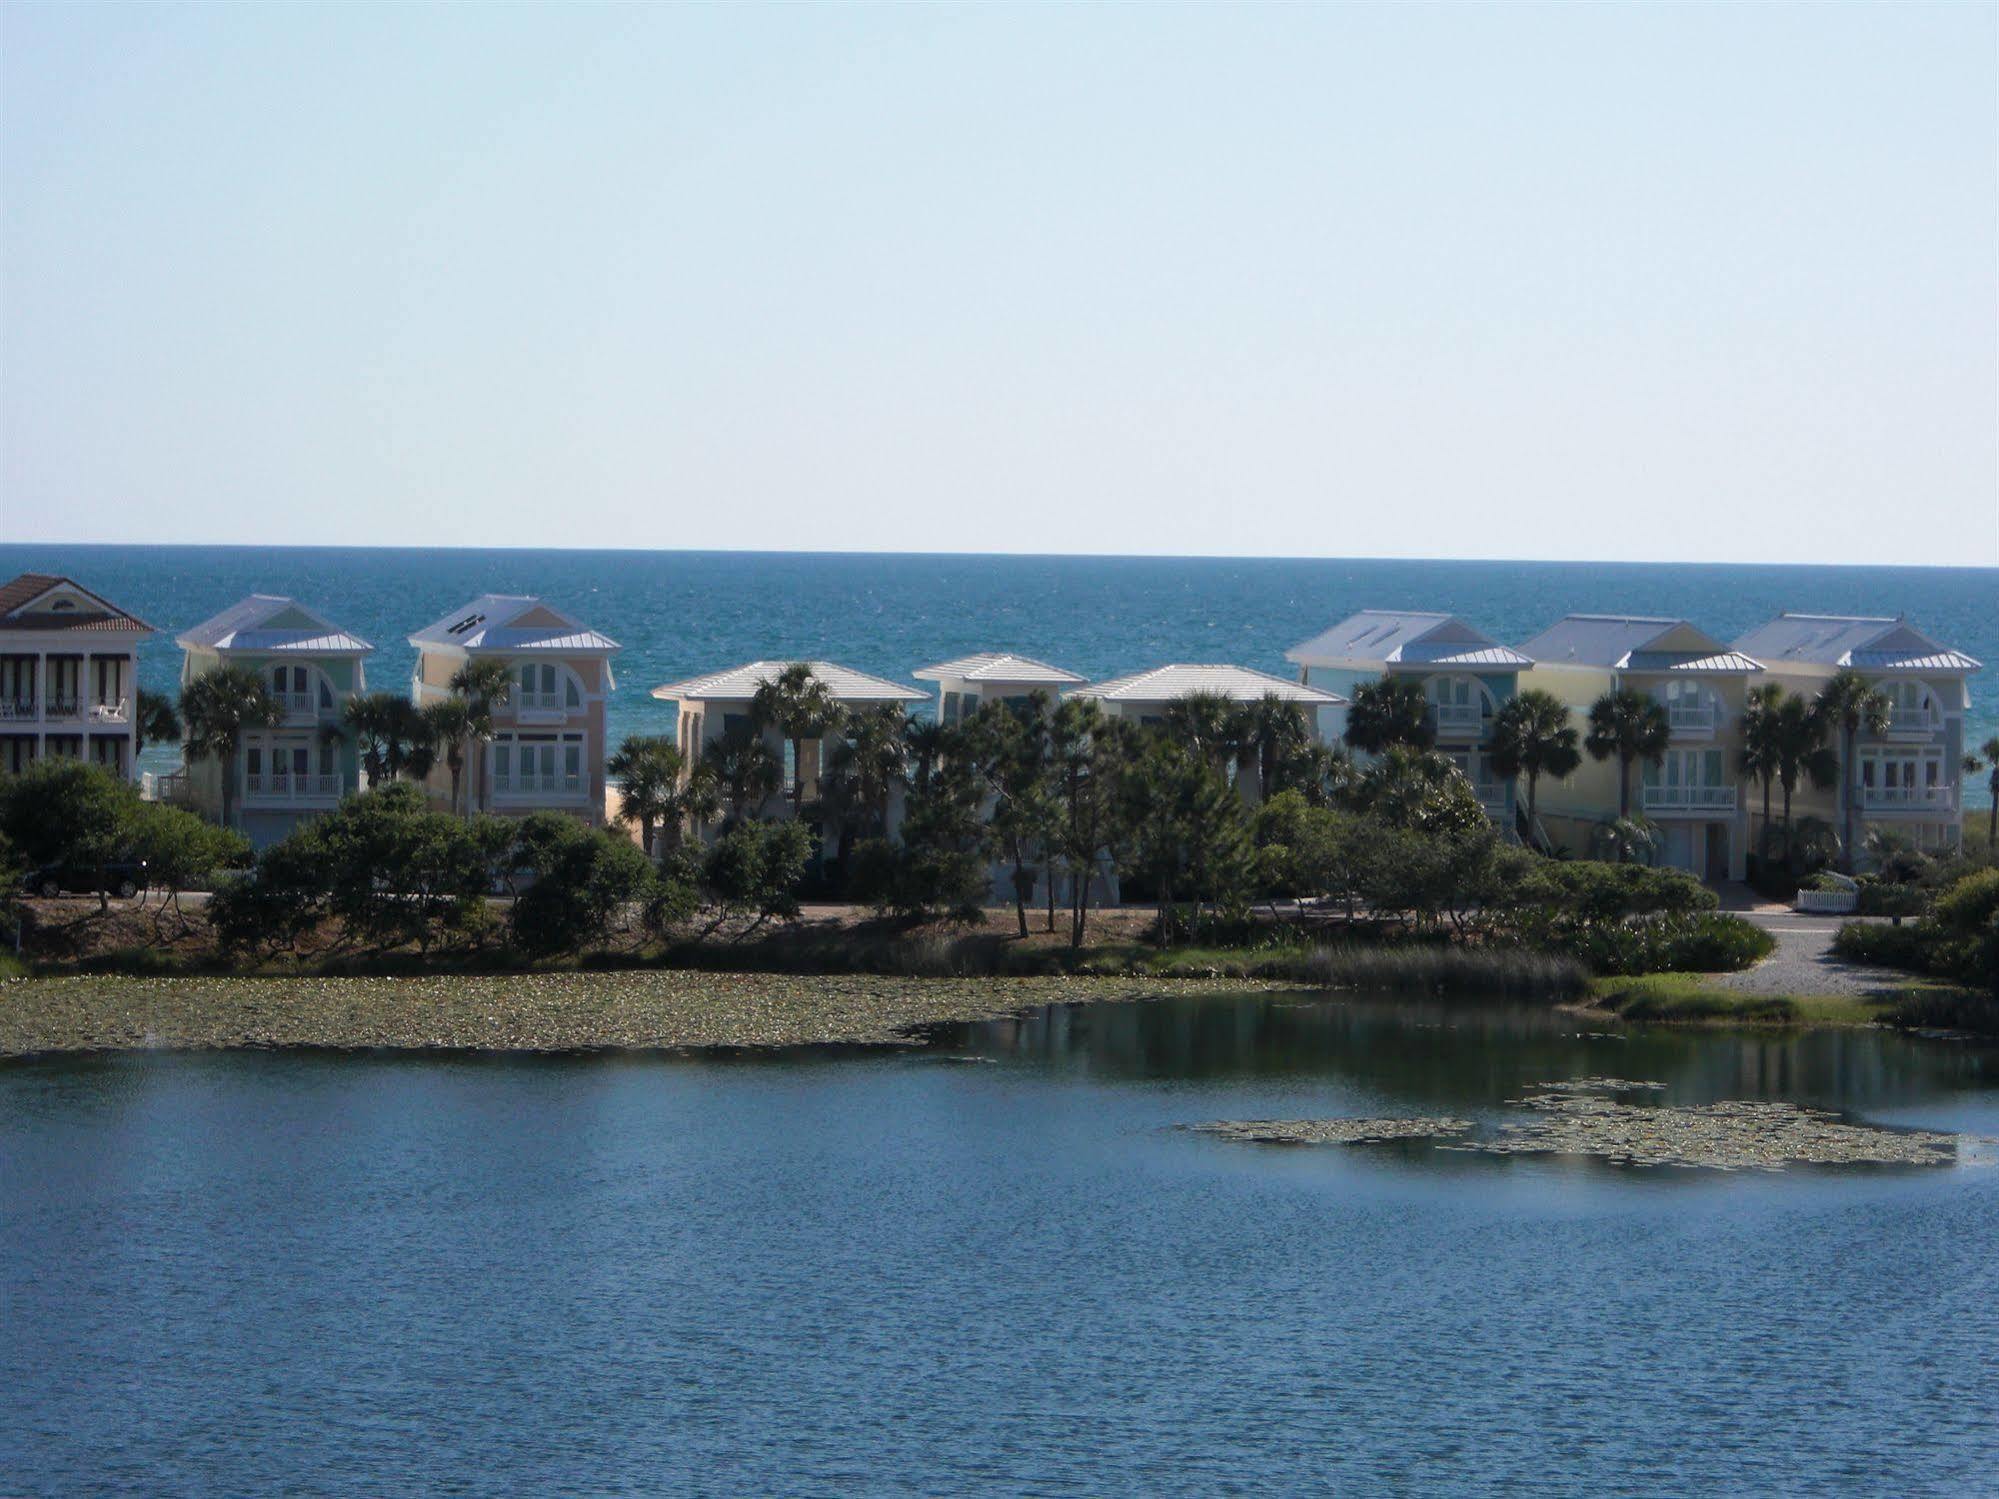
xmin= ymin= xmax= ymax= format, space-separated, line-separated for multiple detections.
xmin=939 ymin=992 xmax=1999 ymax=1116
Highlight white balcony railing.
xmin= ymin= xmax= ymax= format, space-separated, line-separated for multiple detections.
xmin=1860 ymin=784 xmax=1955 ymax=811
xmin=1667 ymin=704 xmax=1717 ymax=734
xmin=1432 ymin=702 xmax=1483 ymax=736
xmin=244 ymin=771 xmax=342 ymax=801
xmin=494 ymin=771 xmax=585 ymax=798
xmin=275 ymin=690 xmax=318 ymax=718
xmin=1642 ymin=784 xmax=1738 ymax=812
xmin=88 ymin=699 xmax=130 ymax=723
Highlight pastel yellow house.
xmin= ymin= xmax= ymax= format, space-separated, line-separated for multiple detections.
xmin=408 ymin=594 xmax=620 ymax=824
xmin=1517 ymin=615 xmax=1765 ymax=881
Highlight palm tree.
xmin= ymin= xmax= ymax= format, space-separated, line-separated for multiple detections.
xmin=1589 ymin=816 xmax=1659 ymax=866
xmin=1343 ymin=676 xmax=1435 ymax=754
xmin=343 ymin=692 xmax=434 ymax=786
xmin=1161 ymin=690 xmax=1242 ymax=776
xmin=421 ymin=698 xmax=475 ymax=816
xmin=1738 ymin=682 xmax=1786 ymax=862
xmin=751 ymin=664 xmax=844 ymax=813
xmin=833 ymin=704 xmax=909 ymax=840
xmin=707 ymin=721 xmax=782 ymax=826
xmin=1770 ymin=695 xmax=1838 ymax=874
xmin=607 ymin=734 xmax=717 ymax=855
xmin=180 ymin=666 xmax=282 ymax=830
xmin=902 ymin=717 xmax=949 ymax=798
xmin=1237 ymin=693 xmax=1310 ymax=801
xmin=1815 ymin=669 xmax=1892 ymax=872
xmin=1487 ymin=688 xmax=1580 ymax=839
xmin=1583 ymin=688 xmax=1671 ymax=822
xmin=136 ymin=689 xmax=181 ymax=751
xmin=1969 ymin=735 xmax=1999 ymax=850
xmin=449 ymin=658 xmax=514 ymax=813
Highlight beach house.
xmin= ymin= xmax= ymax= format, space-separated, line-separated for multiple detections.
xmin=174 ymin=595 xmax=372 ymax=844
xmin=1730 ymin=613 xmax=1979 ymax=856
xmin=1516 ymin=615 xmax=1764 ymax=880
xmin=0 ymin=573 xmax=152 ymax=781
xmin=1065 ymin=662 xmax=1344 ymax=788
xmin=1284 ymin=610 xmax=1531 ymax=826
xmin=651 ymin=659 xmax=928 ymax=840
xmin=409 ymin=594 xmax=620 ymax=824
xmin=912 ymin=652 xmax=1087 ymax=725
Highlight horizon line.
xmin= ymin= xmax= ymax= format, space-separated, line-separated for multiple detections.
xmin=2 ymin=540 xmax=1993 ymax=571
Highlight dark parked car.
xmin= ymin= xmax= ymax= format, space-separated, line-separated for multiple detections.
xmin=27 ymin=859 xmax=149 ymax=900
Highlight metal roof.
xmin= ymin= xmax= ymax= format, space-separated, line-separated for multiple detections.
xmin=1622 ymin=649 xmax=1764 ymax=675
xmin=1286 ymin=610 xmax=1531 ymax=669
xmin=1518 ymin=614 xmax=1743 ymax=670
xmin=408 ymin=594 xmax=619 ymax=655
xmin=0 ymin=572 xmax=153 ymax=634
xmin=176 ymin=594 xmax=373 ymax=656
xmin=910 ymin=652 xmax=1085 ymax=685
xmin=1067 ymin=664 xmax=1345 ymax=705
xmin=651 ymin=660 xmax=928 ymax=705
xmin=1731 ymin=613 xmax=1978 ymax=671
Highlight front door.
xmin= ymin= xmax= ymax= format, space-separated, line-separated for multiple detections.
xmin=1703 ymin=823 xmax=1728 ymax=883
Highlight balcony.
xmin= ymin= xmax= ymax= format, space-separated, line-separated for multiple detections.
xmin=274 ymin=689 xmax=321 ymax=721
xmin=1859 ymin=784 xmax=1956 ymax=812
xmin=1666 ymin=704 xmax=1717 ymax=735
xmin=1431 ymin=702 xmax=1484 ymax=738
xmin=244 ymin=771 xmax=343 ymax=802
xmin=1642 ymin=784 xmax=1738 ymax=813
xmin=494 ymin=771 xmax=586 ymax=799
xmin=42 ymin=695 xmax=82 ymax=722
xmin=1883 ymin=710 xmax=1937 ymax=738
xmin=88 ymin=698 xmax=130 ymax=724
xmin=508 ymin=690 xmax=574 ymax=726
xmin=1472 ymin=782 xmax=1509 ymax=814
xmin=0 ymin=699 xmax=37 ymax=723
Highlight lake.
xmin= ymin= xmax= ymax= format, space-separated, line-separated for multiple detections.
xmin=4 ymin=992 xmax=1998 ymax=1495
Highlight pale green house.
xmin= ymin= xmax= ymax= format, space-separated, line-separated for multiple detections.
xmin=175 ymin=595 xmax=373 ymax=847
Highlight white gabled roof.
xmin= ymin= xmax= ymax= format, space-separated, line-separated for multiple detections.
xmin=408 ymin=595 xmax=619 ymax=656
xmin=911 ymin=652 xmax=1085 ymax=685
xmin=1519 ymin=615 xmax=1758 ymax=672
xmin=1067 ymin=664 xmax=1345 ymax=706
xmin=176 ymin=594 xmax=373 ymax=656
xmin=651 ymin=660 xmax=928 ymax=705
xmin=1731 ymin=613 xmax=1980 ymax=673
xmin=1286 ymin=610 xmax=1531 ymax=670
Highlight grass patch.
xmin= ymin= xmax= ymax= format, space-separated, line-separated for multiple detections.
xmin=1588 ymin=973 xmax=1892 ymax=1028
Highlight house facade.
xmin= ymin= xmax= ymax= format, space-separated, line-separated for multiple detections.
xmin=409 ymin=595 xmax=620 ymax=825
xmin=912 ymin=652 xmax=1087 ymax=725
xmin=1517 ymin=615 xmax=1764 ymax=881
xmin=650 ymin=659 xmax=928 ymax=840
xmin=175 ymin=596 xmax=373 ymax=846
xmin=1731 ymin=613 xmax=1978 ymax=857
xmin=0 ymin=573 xmax=151 ymax=781
xmin=1285 ymin=610 xmax=1531 ymax=829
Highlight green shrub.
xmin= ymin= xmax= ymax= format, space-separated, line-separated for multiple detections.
xmin=508 ymin=826 xmax=659 ymax=958
xmin=1883 ymin=989 xmax=1999 ymax=1036
xmin=1855 ymin=880 xmax=1927 ymax=920
xmin=1935 ymin=868 xmax=1999 ymax=936
xmin=1833 ymin=920 xmax=1932 ymax=971
xmin=700 ymin=820 xmax=812 ymax=934
xmin=1564 ymin=913 xmax=1772 ymax=976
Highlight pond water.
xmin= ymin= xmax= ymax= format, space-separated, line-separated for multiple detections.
xmin=5 ymin=994 xmax=1998 ymax=1495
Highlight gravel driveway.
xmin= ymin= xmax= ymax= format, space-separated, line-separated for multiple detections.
xmin=1714 ymin=914 xmax=1897 ymax=997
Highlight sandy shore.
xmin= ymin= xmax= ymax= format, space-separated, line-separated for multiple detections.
xmin=0 ymin=971 xmax=1265 ymax=1058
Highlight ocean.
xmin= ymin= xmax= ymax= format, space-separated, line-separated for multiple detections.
xmin=2 ymin=545 xmax=1992 ymax=801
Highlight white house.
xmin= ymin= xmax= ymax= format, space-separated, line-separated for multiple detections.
xmin=409 ymin=594 xmax=621 ymax=824
xmin=1065 ymin=663 xmax=1343 ymax=730
xmin=0 ymin=573 xmax=152 ymax=781
xmin=650 ymin=659 xmax=927 ymax=835
xmin=911 ymin=652 xmax=1086 ymax=725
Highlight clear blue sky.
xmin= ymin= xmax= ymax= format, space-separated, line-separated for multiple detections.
xmin=3 ymin=4 xmax=1993 ymax=564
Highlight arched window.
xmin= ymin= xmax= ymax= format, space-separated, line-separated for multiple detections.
xmin=512 ymin=661 xmax=586 ymax=714
xmin=1425 ymin=675 xmax=1492 ymax=736
xmin=266 ymin=662 xmax=337 ymax=717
